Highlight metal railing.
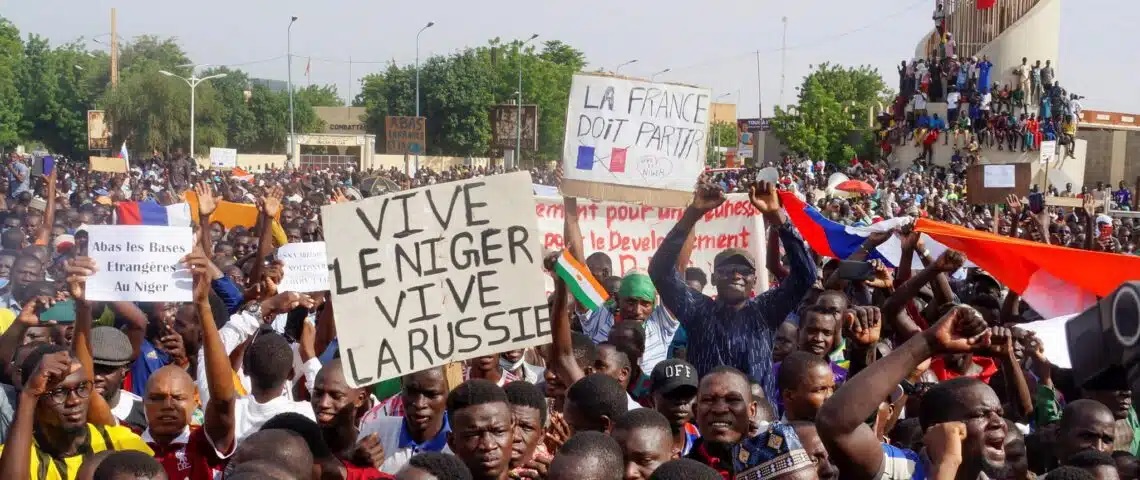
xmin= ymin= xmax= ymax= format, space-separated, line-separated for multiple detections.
xmin=928 ymin=0 xmax=1041 ymax=59
xmin=299 ymin=154 xmax=359 ymax=170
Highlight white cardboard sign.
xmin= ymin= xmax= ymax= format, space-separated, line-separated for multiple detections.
xmin=210 ymin=147 xmax=238 ymax=168
xmin=321 ymin=171 xmax=550 ymax=387
xmin=562 ymin=73 xmax=710 ymax=193
xmin=277 ymin=242 xmax=330 ymax=293
xmin=86 ymin=225 xmax=194 ymax=302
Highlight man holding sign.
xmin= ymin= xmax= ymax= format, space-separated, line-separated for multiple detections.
xmin=648 ymin=180 xmax=816 ymax=402
xmin=321 ymin=171 xmax=551 ymax=388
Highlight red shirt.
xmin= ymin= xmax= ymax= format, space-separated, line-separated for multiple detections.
xmin=344 ymin=460 xmax=392 ymax=480
xmin=147 ymin=426 xmax=230 ymax=480
xmin=929 ymin=356 xmax=998 ymax=384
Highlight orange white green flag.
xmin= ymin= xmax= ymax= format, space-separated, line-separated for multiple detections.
xmin=553 ymin=250 xmax=609 ymax=311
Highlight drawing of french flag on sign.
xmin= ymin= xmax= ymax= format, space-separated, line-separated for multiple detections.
xmin=576 ymin=145 xmax=627 ymax=173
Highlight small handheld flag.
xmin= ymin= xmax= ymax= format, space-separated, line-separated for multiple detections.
xmin=553 ymin=250 xmax=609 ymax=311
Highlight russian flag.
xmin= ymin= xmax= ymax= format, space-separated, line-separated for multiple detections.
xmin=117 ymin=142 xmax=130 ymax=164
xmin=778 ymin=191 xmax=971 ymax=270
xmin=115 ymin=200 xmax=192 ymax=227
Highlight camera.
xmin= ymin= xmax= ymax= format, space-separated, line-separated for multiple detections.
xmin=1066 ymin=281 xmax=1140 ymax=391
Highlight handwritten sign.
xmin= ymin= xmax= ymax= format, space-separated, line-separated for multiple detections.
xmin=561 ymin=73 xmax=710 ymax=206
xmin=277 ymin=242 xmax=330 ymax=293
xmin=85 ymin=226 xmax=193 ymax=302
xmin=533 ymin=193 xmax=765 ymax=295
xmin=321 ymin=171 xmax=549 ymax=387
xmin=385 ymin=116 xmax=427 ymax=155
xmin=210 ymin=147 xmax=238 ymax=168
xmin=89 ymin=156 xmax=128 ymax=173
xmin=1040 ymin=140 xmax=1057 ymax=164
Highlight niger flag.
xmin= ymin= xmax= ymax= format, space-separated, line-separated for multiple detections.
xmin=915 ymin=218 xmax=1140 ymax=318
xmin=977 ymin=0 xmax=997 ymax=9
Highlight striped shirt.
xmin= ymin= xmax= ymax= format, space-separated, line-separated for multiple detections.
xmin=582 ymin=305 xmax=679 ymax=375
xmin=648 ymin=222 xmax=816 ymax=402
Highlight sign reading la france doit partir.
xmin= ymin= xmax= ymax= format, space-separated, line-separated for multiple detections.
xmin=320 ymin=171 xmax=550 ymax=387
xmin=561 ymin=73 xmax=711 ymax=203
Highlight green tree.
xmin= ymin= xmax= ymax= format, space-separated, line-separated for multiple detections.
xmin=770 ymin=63 xmax=892 ymax=165
xmin=297 ymin=84 xmax=343 ymax=107
xmin=706 ymin=121 xmax=738 ymax=166
xmin=0 ymin=18 xmax=24 ymax=148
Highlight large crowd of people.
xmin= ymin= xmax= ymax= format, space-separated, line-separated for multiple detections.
xmin=0 ymin=145 xmax=1134 ymax=480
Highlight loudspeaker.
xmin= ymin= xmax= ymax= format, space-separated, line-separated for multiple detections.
xmin=1066 ymin=281 xmax=1140 ymax=390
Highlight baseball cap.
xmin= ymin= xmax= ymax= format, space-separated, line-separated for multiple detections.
xmin=651 ymin=359 xmax=698 ymax=396
xmin=713 ymin=248 xmax=756 ymax=270
xmin=91 ymin=326 xmax=133 ymax=367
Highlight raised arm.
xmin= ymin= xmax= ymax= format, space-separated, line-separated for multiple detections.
xmin=563 ymin=195 xmax=586 ymax=265
xmin=186 ymin=248 xmax=237 ymax=453
xmin=648 ymin=182 xmax=721 ymax=326
xmin=547 ymin=272 xmax=585 ymax=385
xmin=765 ymin=227 xmax=790 ymax=280
xmin=816 ymin=306 xmax=989 ymax=480
xmin=749 ymin=182 xmax=816 ymax=329
xmin=33 ymin=169 xmax=58 ymax=247
xmin=65 ymin=257 xmax=116 ymax=426
xmin=0 ymin=351 xmax=77 ymax=480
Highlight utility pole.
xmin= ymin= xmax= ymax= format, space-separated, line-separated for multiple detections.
xmin=347 ymin=56 xmax=353 ymax=105
xmin=779 ymin=16 xmax=788 ymax=109
xmin=110 ymin=8 xmax=119 ymax=88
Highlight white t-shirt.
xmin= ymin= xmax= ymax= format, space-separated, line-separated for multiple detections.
xmin=946 ymin=91 xmax=960 ymax=109
xmin=981 ymin=93 xmax=992 ymax=111
xmin=358 ymin=416 xmax=453 ymax=474
xmin=233 ymin=394 xmax=316 ymax=442
xmin=913 ymin=93 xmax=928 ymax=111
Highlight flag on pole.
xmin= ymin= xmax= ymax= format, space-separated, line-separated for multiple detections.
xmin=977 ymin=0 xmax=997 ymax=9
xmin=115 ymin=200 xmax=192 ymax=226
xmin=553 ymin=250 xmax=609 ymax=311
xmin=117 ymin=142 xmax=129 ymax=164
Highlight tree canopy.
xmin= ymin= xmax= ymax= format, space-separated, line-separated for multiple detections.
xmin=769 ymin=63 xmax=893 ymax=165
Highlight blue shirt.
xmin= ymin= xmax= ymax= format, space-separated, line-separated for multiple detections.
xmin=929 ymin=117 xmax=946 ymax=130
xmin=916 ymin=116 xmax=930 ymax=128
xmin=648 ymin=222 xmax=816 ymax=402
xmin=398 ymin=414 xmax=451 ymax=453
xmin=212 ymin=277 xmax=244 ymax=315
xmin=129 ymin=339 xmax=170 ymax=396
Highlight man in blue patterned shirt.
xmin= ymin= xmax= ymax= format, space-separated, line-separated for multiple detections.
xmin=648 ymin=180 xmax=816 ymax=403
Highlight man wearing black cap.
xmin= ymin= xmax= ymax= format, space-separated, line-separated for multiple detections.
xmin=651 ymin=359 xmax=700 ymax=457
xmin=649 ymin=180 xmax=816 ymax=403
xmin=91 ymin=325 xmax=146 ymax=432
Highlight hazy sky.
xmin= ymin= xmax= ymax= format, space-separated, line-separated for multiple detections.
xmin=6 ymin=0 xmax=1135 ymax=118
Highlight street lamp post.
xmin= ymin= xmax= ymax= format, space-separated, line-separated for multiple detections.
xmin=415 ymin=22 xmax=434 ymax=118
xmin=287 ymin=16 xmax=298 ymax=167
xmin=651 ymin=68 xmax=671 ymax=80
xmin=615 ymin=59 xmax=638 ymax=74
xmin=160 ymin=70 xmax=228 ymax=160
xmin=517 ymin=33 xmax=539 ymax=169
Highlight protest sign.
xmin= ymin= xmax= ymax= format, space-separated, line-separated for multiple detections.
xmin=89 ymin=156 xmax=128 ymax=173
xmin=1039 ymin=140 xmax=1057 ymax=164
xmin=385 ymin=116 xmax=426 ymax=155
xmin=533 ymin=193 xmax=766 ymax=295
xmin=210 ymin=147 xmax=238 ymax=168
xmin=277 ymin=242 xmax=330 ymax=293
xmin=561 ymin=73 xmax=711 ymax=207
xmin=322 ymin=171 xmax=549 ymax=387
xmin=966 ymin=163 xmax=1030 ymax=204
xmin=85 ymin=225 xmax=194 ymax=302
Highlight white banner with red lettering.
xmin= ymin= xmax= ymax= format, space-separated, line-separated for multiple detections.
xmin=535 ymin=193 xmax=766 ymax=295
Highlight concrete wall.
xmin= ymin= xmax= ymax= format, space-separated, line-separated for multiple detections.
xmin=194 ymin=153 xmax=493 ymax=173
xmin=972 ymin=0 xmax=1061 ymax=91
xmin=194 ymin=154 xmax=286 ymax=172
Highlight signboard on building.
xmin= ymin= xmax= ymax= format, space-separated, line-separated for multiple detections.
xmin=87 ymin=110 xmax=111 ymax=151
xmin=314 ymin=106 xmax=367 ymax=134
xmin=385 ymin=116 xmax=426 ymax=155
xmin=490 ymin=104 xmax=539 ymax=151
xmin=210 ymin=147 xmax=238 ymax=168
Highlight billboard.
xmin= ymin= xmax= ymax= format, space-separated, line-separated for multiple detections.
xmin=87 ymin=110 xmax=111 ymax=151
xmin=735 ymin=118 xmax=771 ymax=160
xmin=490 ymin=104 xmax=538 ymax=151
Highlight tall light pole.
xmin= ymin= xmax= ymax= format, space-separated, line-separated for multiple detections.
xmin=287 ymin=16 xmax=298 ymax=167
xmin=516 ymin=33 xmax=538 ymax=169
xmin=415 ymin=21 xmax=434 ymax=118
xmin=651 ymin=68 xmax=671 ymax=80
xmin=159 ymin=70 xmax=227 ymax=160
xmin=615 ymin=59 xmax=638 ymax=74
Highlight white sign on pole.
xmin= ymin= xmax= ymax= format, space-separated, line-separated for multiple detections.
xmin=983 ymin=165 xmax=1017 ymax=188
xmin=277 ymin=242 xmax=330 ymax=293
xmin=210 ymin=147 xmax=238 ymax=168
xmin=561 ymin=73 xmax=710 ymax=204
xmin=321 ymin=171 xmax=549 ymax=387
xmin=1039 ymin=140 xmax=1057 ymax=164
xmin=85 ymin=225 xmax=194 ymax=302
xmin=533 ymin=193 xmax=765 ymax=295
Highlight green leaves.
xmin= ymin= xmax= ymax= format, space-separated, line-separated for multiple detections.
xmin=770 ymin=63 xmax=893 ymax=165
